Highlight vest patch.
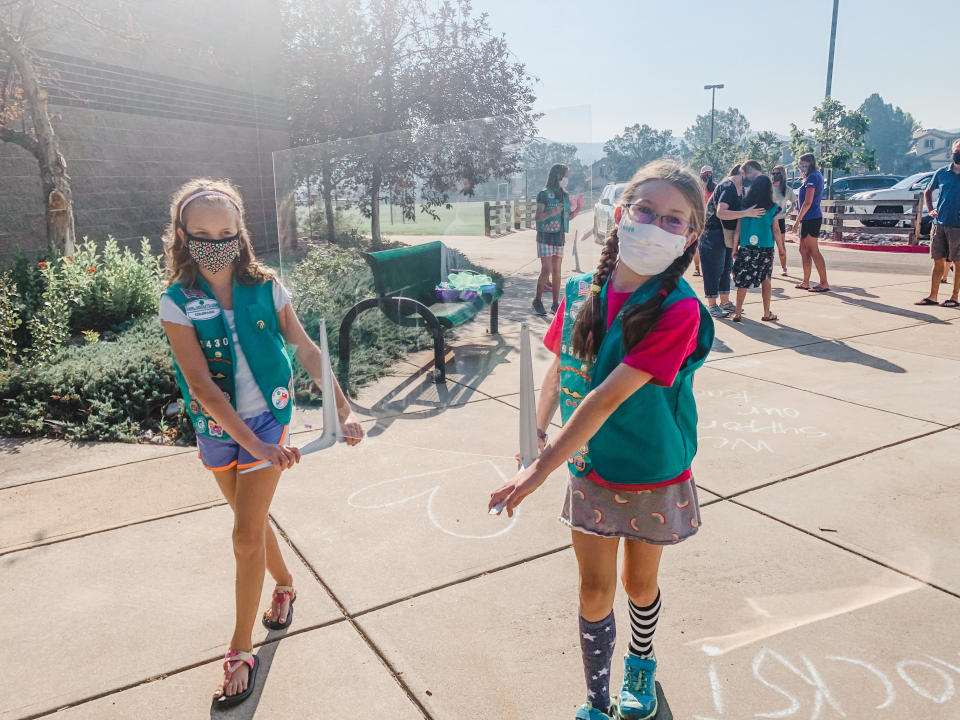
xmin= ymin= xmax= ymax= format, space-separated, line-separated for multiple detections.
xmin=184 ymin=297 xmax=221 ymax=321
xmin=272 ymin=386 xmax=290 ymax=410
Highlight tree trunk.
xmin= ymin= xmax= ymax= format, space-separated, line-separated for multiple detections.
xmin=0 ymin=25 xmax=76 ymax=256
xmin=370 ymin=168 xmax=382 ymax=248
xmin=320 ymin=157 xmax=336 ymax=242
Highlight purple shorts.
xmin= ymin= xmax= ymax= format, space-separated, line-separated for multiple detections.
xmin=196 ymin=411 xmax=289 ymax=472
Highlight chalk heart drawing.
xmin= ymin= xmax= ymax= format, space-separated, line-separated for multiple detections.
xmin=346 ymin=459 xmax=518 ymax=539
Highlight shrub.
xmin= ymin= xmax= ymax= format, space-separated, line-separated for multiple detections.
xmin=0 ymin=317 xmax=189 ymax=443
xmin=25 ymin=261 xmax=76 ymax=364
xmin=63 ymin=237 xmax=162 ymax=333
xmin=3 ymin=238 xmax=162 ymax=361
xmin=0 ymin=272 xmax=21 ymax=368
xmin=7 ymin=251 xmax=49 ymax=351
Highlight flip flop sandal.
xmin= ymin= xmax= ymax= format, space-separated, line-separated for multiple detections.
xmin=941 ymin=299 xmax=960 ymax=308
xmin=914 ymin=298 xmax=940 ymax=306
xmin=794 ymin=283 xmax=810 ymax=290
xmin=262 ymin=585 xmax=296 ymax=630
xmin=732 ymin=313 xmax=743 ymax=322
xmin=692 ymin=270 xmax=702 ymax=276
xmin=762 ymin=313 xmax=778 ymax=322
xmin=808 ymin=286 xmax=830 ymax=293
xmin=214 ymin=649 xmax=258 ymax=708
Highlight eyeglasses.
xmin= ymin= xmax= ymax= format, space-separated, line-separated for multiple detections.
xmin=623 ymin=203 xmax=690 ymax=235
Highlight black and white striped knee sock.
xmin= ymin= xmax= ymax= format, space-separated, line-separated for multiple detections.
xmin=628 ymin=590 xmax=661 ymax=658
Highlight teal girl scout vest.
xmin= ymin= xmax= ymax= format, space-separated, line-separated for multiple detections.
xmin=558 ymin=272 xmax=714 ymax=487
xmin=536 ymin=188 xmax=571 ymax=234
xmin=162 ymin=276 xmax=294 ymax=441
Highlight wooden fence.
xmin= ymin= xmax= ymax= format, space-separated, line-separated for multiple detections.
xmin=786 ymin=197 xmax=925 ymax=245
xmin=484 ymin=198 xmax=538 ymax=236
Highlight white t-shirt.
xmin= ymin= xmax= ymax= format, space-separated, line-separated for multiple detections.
xmin=159 ymin=281 xmax=292 ymax=419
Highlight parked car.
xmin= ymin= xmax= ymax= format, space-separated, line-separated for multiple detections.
xmin=593 ymin=182 xmax=629 ymax=243
xmin=829 ymin=174 xmax=902 ymax=199
xmin=846 ymin=171 xmax=936 ymax=229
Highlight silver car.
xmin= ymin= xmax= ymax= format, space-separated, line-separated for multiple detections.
xmin=593 ymin=182 xmax=628 ymax=243
xmin=846 ymin=172 xmax=936 ymax=229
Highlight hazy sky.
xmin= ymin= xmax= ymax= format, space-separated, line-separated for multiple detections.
xmin=477 ymin=0 xmax=956 ymax=143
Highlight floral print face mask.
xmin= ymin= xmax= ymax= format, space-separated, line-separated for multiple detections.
xmin=186 ymin=232 xmax=241 ymax=274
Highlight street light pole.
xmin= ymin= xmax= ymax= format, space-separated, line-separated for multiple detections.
xmin=704 ymin=84 xmax=724 ymax=144
xmin=825 ymin=0 xmax=839 ymax=97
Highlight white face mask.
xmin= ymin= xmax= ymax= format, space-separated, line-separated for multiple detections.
xmin=617 ymin=215 xmax=687 ymax=276
xmin=559 ymin=176 xmax=569 ymax=189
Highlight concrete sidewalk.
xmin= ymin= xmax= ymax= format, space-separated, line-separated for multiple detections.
xmin=3 ymin=214 xmax=960 ymax=720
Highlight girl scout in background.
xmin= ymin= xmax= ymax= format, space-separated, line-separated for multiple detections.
xmin=533 ymin=162 xmax=580 ymax=316
xmin=159 ymin=179 xmax=363 ymax=708
xmin=490 ymin=160 xmax=713 ymax=720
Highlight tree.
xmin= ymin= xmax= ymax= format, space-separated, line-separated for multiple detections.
xmin=521 ymin=141 xmax=586 ymax=195
xmin=744 ymin=131 xmax=785 ymax=171
xmin=602 ymin=124 xmax=674 ymax=182
xmin=859 ymin=93 xmax=921 ymax=174
xmin=282 ymin=0 xmax=368 ymax=244
xmin=789 ymin=123 xmax=813 ymax=170
xmin=282 ymin=0 xmax=539 ymax=246
xmin=689 ymin=136 xmax=742 ymax=179
xmin=681 ymin=107 xmax=752 ymax=157
xmin=0 ymin=1 xmax=139 ymax=255
xmin=809 ymin=97 xmax=875 ymax=175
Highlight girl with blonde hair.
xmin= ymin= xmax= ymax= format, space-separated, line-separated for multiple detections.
xmin=159 ymin=178 xmax=364 ymax=707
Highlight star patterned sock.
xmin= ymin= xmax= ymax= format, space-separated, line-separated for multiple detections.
xmin=628 ymin=590 xmax=661 ymax=658
xmin=580 ymin=611 xmax=616 ymax=712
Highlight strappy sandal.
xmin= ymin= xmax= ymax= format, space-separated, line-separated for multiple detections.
xmin=762 ymin=313 xmax=778 ymax=322
xmin=213 ymin=649 xmax=258 ymax=708
xmin=262 ymin=584 xmax=296 ymax=630
xmin=732 ymin=312 xmax=743 ymax=322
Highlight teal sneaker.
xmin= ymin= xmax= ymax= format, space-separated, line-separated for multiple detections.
xmin=575 ymin=702 xmax=614 ymax=719
xmin=616 ymin=653 xmax=658 ymax=719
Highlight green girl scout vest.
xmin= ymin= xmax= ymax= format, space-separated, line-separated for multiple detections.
xmin=163 ymin=276 xmax=294 ymax=441
xmin=536 ymin=188 xmax=570 ymax=234
xmin=558 ymin=272 xmax=714 ymax=487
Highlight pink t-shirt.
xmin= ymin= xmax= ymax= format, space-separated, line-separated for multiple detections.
xmin=543 ymin=289 xmax=701 ymax=387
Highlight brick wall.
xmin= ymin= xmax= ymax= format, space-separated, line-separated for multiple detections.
xmin=0 ymin=0 xmax=289 ymax=261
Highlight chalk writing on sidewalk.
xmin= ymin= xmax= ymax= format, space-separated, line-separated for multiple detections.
xmin=346 ymin=459 xmax=519 ymax=539
xmin=693 ymin=645 xmax=960 ymax=719
xmin=696 ymin=390 xmax=828 ymax=453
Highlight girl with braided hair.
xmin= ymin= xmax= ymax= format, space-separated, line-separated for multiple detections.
xmin=490 ymin=160 xmax=714 ymax=720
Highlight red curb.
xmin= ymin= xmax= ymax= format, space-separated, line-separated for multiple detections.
xmin=785 ymin=233 xmax=929 ymax=254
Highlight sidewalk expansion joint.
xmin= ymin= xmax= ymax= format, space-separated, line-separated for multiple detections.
xmin=728 ymin=498 xmax=960 ymax=603
xmin=707 ymin=365 xmax=953 ymax=428
xmin=722 ymin=425 xmax=956 ymax=502
xmin=22 ymin=616 xmax=350 ymax=720
xmin=705 ymin=316 xmax=946 ymax=366
xmin=0 ymin=500 xmax=227 ymax=558
xmin=352 ymin=543 xmax=572 ymax=620
xmin=268 ymin=513 xmax=436 ymax=720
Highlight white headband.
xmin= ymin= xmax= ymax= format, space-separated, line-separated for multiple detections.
xmin=178 ymin=190 xmax=242 ymax=224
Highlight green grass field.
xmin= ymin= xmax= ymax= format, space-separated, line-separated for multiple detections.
xmin=298 ymin=201 xmax=487 ymax=237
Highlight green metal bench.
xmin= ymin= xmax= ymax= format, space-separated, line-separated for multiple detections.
xmin=338 ymin=241 xmax=502 ymax=384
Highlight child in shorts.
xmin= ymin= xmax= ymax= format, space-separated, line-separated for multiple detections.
xmin=159 ymin=178 xmax=364 ymax=708
xmin=731 ymin=174 xmax=781 ymax=322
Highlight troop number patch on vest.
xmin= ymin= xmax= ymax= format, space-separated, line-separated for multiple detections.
xmin=184 ymin=297 xmax=221 ymax=321
xmin=272 ymin=386 xmax=290 ymax=410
